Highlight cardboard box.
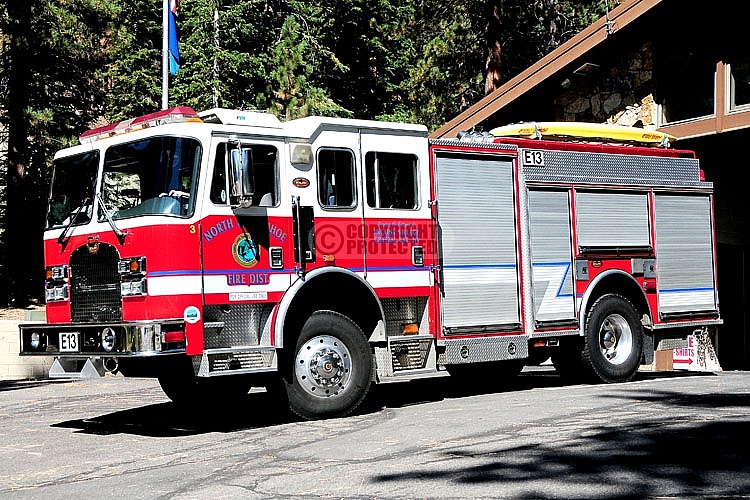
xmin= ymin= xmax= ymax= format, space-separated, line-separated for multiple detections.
xmin=654 ymin=349 xmax=674 ymax=371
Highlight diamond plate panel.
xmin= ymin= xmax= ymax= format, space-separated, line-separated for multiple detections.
xmin=440 ymin=335 xmax=528 ymax=364
xmin=382 ymin=297 xmax=428 ymax=336
xmin=390 ymin=337 xmax=431 ymax=371
xmin=522 ymin=149 xmax=705 ymax=187
xmin=207 ymin=350 xmax=272 ymax=372
xmin=656 ymin=338 xmax=689 ymax=351
xmin=203 ymin=304 xmax=274 ymax=348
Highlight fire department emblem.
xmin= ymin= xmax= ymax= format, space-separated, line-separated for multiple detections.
xmin=232 ymin=233 xmax=260 ymax=268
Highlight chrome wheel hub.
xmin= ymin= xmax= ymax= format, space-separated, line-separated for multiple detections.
xmin=598 ymin=313 xmax=633 ymax=365
xmin=295 ymin=335 xmax=352 ymax=398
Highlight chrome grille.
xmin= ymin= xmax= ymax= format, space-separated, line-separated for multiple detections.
xmin=70 ymin=243 xmax=122 ymax=322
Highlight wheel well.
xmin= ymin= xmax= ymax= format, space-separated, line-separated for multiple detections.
xmin=281 ymin=272 xmax=382 ymax=357
xmin=584 ymin=272 xmax=650 ymax=324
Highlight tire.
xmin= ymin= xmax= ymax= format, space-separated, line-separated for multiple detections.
xmin=581 ymin=294 xmax=643 ymax=383
xmin=284 ymin=311 xmax=372 ymax=420
xmin=158 ymin=359 xmax=253 ymax=405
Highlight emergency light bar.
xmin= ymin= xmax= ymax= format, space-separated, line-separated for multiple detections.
xmin=79 ymin=106 xmax=202 ymax=144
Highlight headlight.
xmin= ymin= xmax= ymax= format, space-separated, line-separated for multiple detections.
xmin=120 ymin=278 xmax=147 ymax=296
xmin=46 ymin=265 xmax=68 ymax=280
xmin=101 ymin=328 xmax=116 ymax=352
xmin=30 ymin=332 xmax=41 ymax=350
xmin=53 ymin=285 xmax=67 ymax=300
xmin=45 ymin=285 xmax=68 ymax=302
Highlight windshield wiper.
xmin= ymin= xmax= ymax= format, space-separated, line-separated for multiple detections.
xmin=57 ymin=197 xmax=90 ymax=245
xmin=96 ymin=193 xmax=127 ymax=241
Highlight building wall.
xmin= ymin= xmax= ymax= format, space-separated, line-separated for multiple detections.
xmin=553 ymin=42 xmax=658 ymax=128
xmin=0 ymin=320 xmax=52 ymax=380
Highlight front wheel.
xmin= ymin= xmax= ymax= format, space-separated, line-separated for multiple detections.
xmin=284 ymin=311 xmax=372 ymax=420
xmin=582 ymin=294 xmax=643 ymax=383
xmin=158 ymin=357 xmax=253 ymax=405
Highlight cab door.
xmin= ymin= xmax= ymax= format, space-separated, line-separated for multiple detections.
xmin=308 ymin=130 xmax=365 ymax=273
xmin=358 ymin=130 xmax=432 ymax=295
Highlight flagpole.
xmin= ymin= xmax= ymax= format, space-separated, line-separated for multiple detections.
xmin=161 ymin=0 xmax=169 ymax=110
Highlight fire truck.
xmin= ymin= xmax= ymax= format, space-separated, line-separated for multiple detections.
xmin=19 ymin=107 xmax=722 ymax=420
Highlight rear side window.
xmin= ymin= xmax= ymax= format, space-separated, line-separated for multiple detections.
xmin=365 ymin=152 xmax=418 ymax=209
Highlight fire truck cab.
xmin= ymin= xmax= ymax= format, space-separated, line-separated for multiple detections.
xmin=20 ymin=107 xmax=722 ymax=420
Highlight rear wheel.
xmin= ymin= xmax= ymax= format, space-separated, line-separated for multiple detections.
xmin=582 ymin=294 xmax=643 ymax=383
xmin=284 ymin=311 xmax=372 ymax=420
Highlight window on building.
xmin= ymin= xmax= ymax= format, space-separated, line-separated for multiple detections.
xmin=729 ymin=61 xmax=750 ymax=110
xmin=318 ymin=148 xmax=356 ymax=208
xmin=657 ymin=51 xmax=715 ymax=124
xmin=365 ymin=152 xmax=418 ymax=209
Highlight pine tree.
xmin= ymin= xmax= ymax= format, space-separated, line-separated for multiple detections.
xmin=0 ymin=0 xmax=116 ymax=305
xmin=261 ymin=15 xmax=350 ymax=119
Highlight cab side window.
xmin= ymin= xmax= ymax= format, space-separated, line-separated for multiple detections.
xmin=365 ymin=152 xmax=418 ymax=209
xmin=318 ymin=148 xmax=356 ymax=209
xmin=210 ymin=143 xmax=279 ymax=206
xmin=251 ymin=145 xmax=279 ymax=206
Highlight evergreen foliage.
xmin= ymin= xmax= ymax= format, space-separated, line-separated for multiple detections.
xmin=0 ymin=0 xmax=611 ymax=305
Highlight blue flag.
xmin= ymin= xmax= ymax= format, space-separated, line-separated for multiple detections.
xmin=168 ymin=0 xmax=181 ymax=75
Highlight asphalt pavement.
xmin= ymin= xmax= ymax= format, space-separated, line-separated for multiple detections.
xmin=0 ymin=367 xmax=748 ymax=499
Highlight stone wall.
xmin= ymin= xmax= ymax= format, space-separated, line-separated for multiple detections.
xmin=554 ymin=41 xmax=659 ymax=128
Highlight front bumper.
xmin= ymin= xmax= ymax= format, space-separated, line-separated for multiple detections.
xmin=19 ymin=320 xmax=186 ymax=357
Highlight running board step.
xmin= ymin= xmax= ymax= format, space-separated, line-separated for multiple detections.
xmin=375 ymin=335 xmax=437 ymax=380
xmin=197 ymin=347 xmax=277 ymax=377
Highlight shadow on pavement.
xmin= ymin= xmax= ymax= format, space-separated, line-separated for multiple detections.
xmin=49 ymin=368 xmax=711 ymax=438
xmin=51 ymin=389 xmax=298 ymax=436
xmin=370 ymin=383 xmax=750 ymax=499
xmin=0 ymin=379 xmax=70 ymax=392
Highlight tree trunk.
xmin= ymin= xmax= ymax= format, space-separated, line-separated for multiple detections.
xmin=3 ymin=1 xmax=34 ymax=306
xmin=484 ymin=1 xmax=502 ymax=95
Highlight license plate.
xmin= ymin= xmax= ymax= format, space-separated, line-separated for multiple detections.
xmin=59 ymin=332 xmax=80 ymax=352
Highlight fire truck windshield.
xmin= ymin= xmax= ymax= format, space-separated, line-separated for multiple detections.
xmin=47 ymin=151 xmax=99 ymax=230
xmin=99 ymin=136 xmax=202 ymax=220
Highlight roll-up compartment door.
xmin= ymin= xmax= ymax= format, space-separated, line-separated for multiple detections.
xmin=575 ymin=191 xmax=650 ymax=252
xmin=434 ymin=152 xmax=520 ymax=333
xmin=528 ymin=189 xmax=576 ymax=322
xmin=654 ymin=194 xmax=717 ymax=314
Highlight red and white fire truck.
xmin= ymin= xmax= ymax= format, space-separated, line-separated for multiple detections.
xmin=19 ymin=107 xmax=722 ymax=419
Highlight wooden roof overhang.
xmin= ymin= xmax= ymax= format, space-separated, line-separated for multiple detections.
xmin=430 ymin=0 xmax=664 ymax=139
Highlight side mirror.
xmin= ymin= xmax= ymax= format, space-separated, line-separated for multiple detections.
xmin=228 ymin=144 xmax=255 ymax=207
